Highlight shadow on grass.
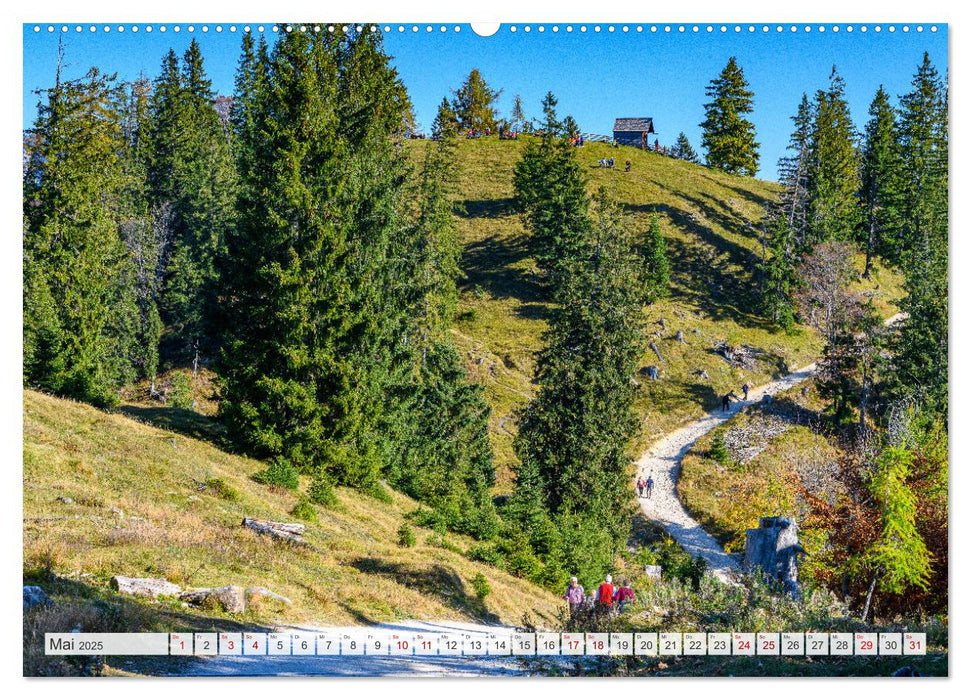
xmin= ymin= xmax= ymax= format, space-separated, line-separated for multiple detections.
xmin=459 ymin=197 xmax=517 ymax=219
xmin=116 ymin=404 xmax=226 ymax=447
xmin=460 ymin=232 xmax=543 ymax=305
xmin=23 ymin=568 xmax=272 ymax=677
xmin=349 ymin=558 xmax=500 ymax=624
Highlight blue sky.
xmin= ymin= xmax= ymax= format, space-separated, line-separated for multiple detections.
xmin=22 ymin=23 xmax=948 ymax=180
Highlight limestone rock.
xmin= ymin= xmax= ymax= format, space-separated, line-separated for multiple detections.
xmin=24 ymin=585 xmax=53 ymax=610
xmin=643 ymin=565 xmax=662 ymax=580
xmin=245 ymin=586 xmax=293 ymax=608
xmin=743 ymin=516 xmax=806 ymax=600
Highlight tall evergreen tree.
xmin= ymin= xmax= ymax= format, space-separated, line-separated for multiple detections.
xmin=761 ymin=94 xmax=813 ymax=328
xmin=892 ymin=54 xmax=948 ymax=419
xmin=859 ymin=86 xmax=902 ymax=276
xmin=700 ymin=57 xmax=760 ymax=176
xmin=806 ymin=67 xmax=861 ymax=244
xmin=431 ymin=96 xmax=458 ymax=137
xmin=451 ymin=68 xmax=501 ymax=132
xmin=511 ymin=93 xmax=527 ymax=131
xmin=24 ymin=66 xmax=139 ymax=406
xmin=512 ymin=191 xmax=645 ymax=584
xmin=513 ymin=92 xmax=591 ymax=290
xmin=147 ymin=39 xmax=237 ymax=368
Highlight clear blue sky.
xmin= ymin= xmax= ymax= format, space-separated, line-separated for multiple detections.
xmin=22 ymin=23 xmax=948 ymax=180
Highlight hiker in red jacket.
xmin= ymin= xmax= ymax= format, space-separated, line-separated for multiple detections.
xmin=594 ymin=574 xmax=616 ymax=616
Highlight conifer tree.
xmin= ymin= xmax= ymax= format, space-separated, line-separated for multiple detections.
xmin=513 ymin=92 xmax=591 ymax=290
xmin=806 ymin=67 xmax=861 ymax=244
xmin=859 ymin=86 xmax=901 ymax=276
xmin=513 ymin=190 xmax=645 ymax=584
xmin=451 ymin=68 xmax=501 ymax=132
xmin=761 ymin=94 xmax=813 ymax=328
xmin=431 ymin=96 xmax=458 ymax=136
xmin=23 ymin=66 xmax=139 ymax=406
xmin=892 ymin=54 xmax=948 ymax=419
xmin=147 ymin=39 xmax=237 ymax=368
xmin=511 ymin=93 xmax=526 ymax=131
xmin=644 ymin=213 xmax=670 ymax=303
xmin=672 ymin=131 xmax=699 ymax=163
xmin=700 ymin=57 xmax=760 ymax=176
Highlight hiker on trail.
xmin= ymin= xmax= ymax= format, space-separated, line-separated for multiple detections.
xmin=646 ymin=475 xmax=654 ymax=499
xmin=564 ymin=576 xmax=585 ymax=616
xmin=608 ymin=157 xmax=615 ymax=169
xmin=594 ymin=575 xmax=616 ymax=616
xmin=615 ymin=579 xmax=636 ymax=613
xmin=721 ymin=391 xmax=738 ymax=412
xmin=742 ymin=382 xmax=750 ymax=400
xmin=636 ymin=476 xmax=645 ymax=498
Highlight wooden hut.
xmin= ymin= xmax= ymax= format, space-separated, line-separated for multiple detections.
xmin=612 ymin=117 xmax=655 ymax=149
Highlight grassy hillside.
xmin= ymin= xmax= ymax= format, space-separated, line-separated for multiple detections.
xmin=23 ymin=390 xmax=564 ymax=637
xmin=423 ymin=136 xmax=902 ymax=483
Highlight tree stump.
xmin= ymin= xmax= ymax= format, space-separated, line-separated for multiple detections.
xmin=743 ymin=516 xmax=806 ymax=600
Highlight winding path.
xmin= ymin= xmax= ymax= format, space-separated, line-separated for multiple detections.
xmin=635 ymin=313 xmax=906 ymax=580
xmin=635 ymin=364 xmax=817 ymax=580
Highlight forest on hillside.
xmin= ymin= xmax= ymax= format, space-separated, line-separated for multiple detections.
xmin=23 ymin=27 xmax=947 ymax=622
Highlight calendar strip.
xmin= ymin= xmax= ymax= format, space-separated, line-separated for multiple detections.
xmin=44 ymin=631 xmax=928 ymax=657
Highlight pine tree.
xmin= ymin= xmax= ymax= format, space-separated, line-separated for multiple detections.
xmin=23 ymin=65 xmax=139 ymax=406
xmin=563 ymin=115 xmax=580 ymax=140
xmin=859 ymin=86 xmax=902 ymax=276
xmin=892 ymin=54 xmax=948 ymax=419
xmin=451 ymin=68 xmax=501 ymax=132
xmin=672 ymin=132 xmax=699 ymax=163
xmin=513 ymin=92 xmax=591 ymax=290
xmin=700 ymin=57 xmax=760 ymax=176
xmin=644 ymin=213 xmax=670 ymax=303
xmin=806 ymin=67 xmax=861 ymax=244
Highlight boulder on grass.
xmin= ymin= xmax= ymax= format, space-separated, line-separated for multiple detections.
xmin=245 ymin=586 xmax=293 ymax=609
xmin=24 ymin=585 xmax=53 ymax=610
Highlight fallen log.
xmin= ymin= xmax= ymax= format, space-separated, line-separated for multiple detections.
xmin=180 ymin=585 xmax=245 ymax=613
xmin=242 ymin=517 xmax=305 ymax=544
xmin=111 ymin=576 xmax=182 ymax=598
xmin=245 ymin=586 xmax=293 ymax=608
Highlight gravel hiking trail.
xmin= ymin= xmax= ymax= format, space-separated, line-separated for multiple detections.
xmin=635 ymin=313 xmax=906 ymax=580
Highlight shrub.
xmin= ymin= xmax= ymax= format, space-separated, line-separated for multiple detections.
xmin=169 ymin=371 xmax=193 ymax=410
xmin=471 ymin=572 xmax=491 ymax=600
xmin=308 ymin=474 xmax=337 ymax=507
xmin=290 ymin=497 xmax=318 ymax=523
xmin=204 ymin=478 xmax=240 ymax=502
xmin=467 ymin=544 xmax=505 ymax=568
xmin=709 ymin=431 xmax=730 ymax=465
xmin=397 ymin=524 xmax=416 ymax=548
xmin=252 ymin=457 xmax=299 ymax=491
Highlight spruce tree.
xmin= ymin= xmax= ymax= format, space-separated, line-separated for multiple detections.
xmin=859 ymin=86 xmax=902 ymax=276
xmin=147 ymin=39 xmax=237 ymax=368
xmin=672 ymin=131 xmax=699 ymax=163
xmin=806 ymin=67 xmax=861 ymax=244
xmin=513 ymin=92 xmax=591 ymax=290
xmin=431 ymin=96 xmax=458 ymax=137
xmin=700 ymin=57 xmax=760 ymax=176
xmin=512 ymin=191 xmax=645 ymax=584
xmin=511 ymin=93 xmax=526 ymax=131
xmin=892 ymin=54 xmax=948 ymax=419
xmin=761 ymin=94 xmax=813 ymax=328
xmin=23 ymin=66 xmax=138 ymax=406
xmin=451 ymin=68 xmax=501 ymax=132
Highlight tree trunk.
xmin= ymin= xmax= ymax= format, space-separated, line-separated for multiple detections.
xmin=861 ymin=571 xmax=879 ymax=622
xmin=242 ymin=517 xmax=306 ymax=544
xmin=111 ymin=576 xmax=182 ymax=598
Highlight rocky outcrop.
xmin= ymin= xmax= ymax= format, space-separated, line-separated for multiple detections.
xmin=180 ymin=585 xmax=245 ymax=613
xmin=111 ymin=576 xmax=182 ymax=598
xmin=743 ymin=516 xmax=806 ymax=600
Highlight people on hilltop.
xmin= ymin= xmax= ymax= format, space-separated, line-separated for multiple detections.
xmin=625 ymin=160 xmax=631 ymax=172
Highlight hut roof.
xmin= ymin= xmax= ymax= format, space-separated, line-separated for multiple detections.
xmin=613 ymin=117 xmax=655 ymax=133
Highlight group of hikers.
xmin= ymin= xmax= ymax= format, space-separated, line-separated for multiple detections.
xmin=564 ymin=574 xmax=636 ymax=617
xmin=570 ymin=134 xmax=586 ymax=147
xmin=635 ymin=474 xmax=654 ymax=499
xmin=597 ymin=157 xmax=633 ymax=172
xmin=721 ymin=382 xmax=751 ymax=412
